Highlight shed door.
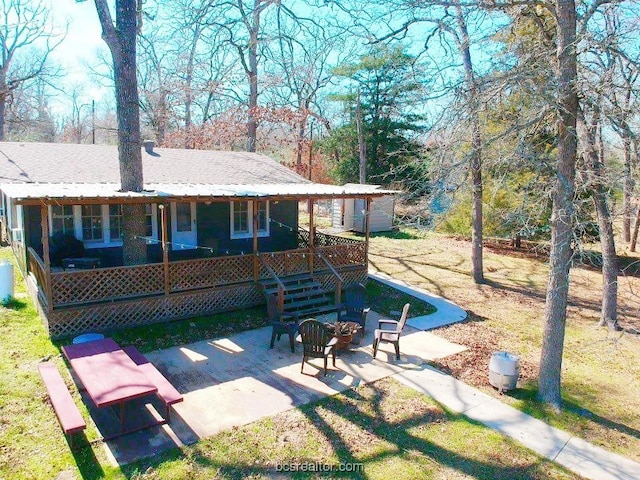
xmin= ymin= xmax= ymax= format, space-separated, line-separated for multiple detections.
xmin=170 ymin=202 xmax=197 ymax=250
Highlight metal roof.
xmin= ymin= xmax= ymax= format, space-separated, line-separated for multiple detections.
xmin=0 ymin=182 xmax=396 ymax=204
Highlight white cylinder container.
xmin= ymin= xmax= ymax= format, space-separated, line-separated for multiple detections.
xmin=0 ymin=260 xmax=14 ymax=303
xmin=489 ymin=351 xmax=519 ymax=391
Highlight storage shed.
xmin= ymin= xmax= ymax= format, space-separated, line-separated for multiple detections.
xmin=332 ymin=184 xmax=395 ymax=233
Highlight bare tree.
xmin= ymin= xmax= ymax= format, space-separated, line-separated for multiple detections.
xmin=0 ymin=0 xmax=65 ymax=140
xmin=538 ymin=0 xmax=579 ymax=410
xmin=577 ymin=105 xmax=618 ymax=330
xmin=266 ymin=12 xmax=341 ymax=168
xmin=90 ymin=0 xmax=146 ymax=265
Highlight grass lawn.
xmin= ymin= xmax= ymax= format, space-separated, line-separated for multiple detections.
xmin=366 ymin=229 xmax=640 ymax=462
xmin=0 ymin=229 xmax=637 ymax=479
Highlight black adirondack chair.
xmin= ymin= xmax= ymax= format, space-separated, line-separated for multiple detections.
xmin=268 ymin=294 xmax=299 ymax=353
xmin=337 ymin=283 xmax=370 ymax=333
xmin=298 ymin=319 xmax=338 ymax=375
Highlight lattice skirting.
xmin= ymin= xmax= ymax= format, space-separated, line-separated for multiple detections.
xmin=38 ymin=265 xmax=368 ymax=339
xmin=45 ymin=283 xmax=264 ymax=339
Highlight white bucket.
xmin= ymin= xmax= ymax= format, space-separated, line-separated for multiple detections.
xmin=489 ymin=351 xmax=519 ymax=391
xmin=0 ymin=260 xmax=14 ymax=303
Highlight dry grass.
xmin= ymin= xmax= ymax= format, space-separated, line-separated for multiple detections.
xmin=367 ymin=230 xmax=640 ymax=461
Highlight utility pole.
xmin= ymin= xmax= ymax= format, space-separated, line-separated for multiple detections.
xmin=91 ymin=100 xmax=95 ymax=144
xmin=308 ymin=121 xmax=313 ymax=180
xmin=356 ymin=90 xmax=366 ymax=184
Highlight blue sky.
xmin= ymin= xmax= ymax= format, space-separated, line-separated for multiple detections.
xmin=49 ymin=1 xmax=108 ymax=111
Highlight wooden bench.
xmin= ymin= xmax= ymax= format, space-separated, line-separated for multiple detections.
xmin=123 ymin=346 xmax=183 ymax=420
xmin=37 ymin=362 xmax=86 ymax=446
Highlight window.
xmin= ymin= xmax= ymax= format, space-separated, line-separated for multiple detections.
xmin=145 ymin=204 xmax=154 ymax=237
xmin=109 ymin=205 xmax=123 ymax=241
xmin=257 ymin=201 xmax=268 ymax=232
xmin=49 ymin=203 xmax=159 ymax=248
xmin=230 ymin=200 xmax=269 ymax=239
xmin=232 ymin=201 xmax=249 ymax=235
xmin=81 ymin=205 xmax=103 ymax=242
xmin=175 ymin=202 xmax=192 ymax=232
xmin=52 ymin=205 xmax=75 ymax=235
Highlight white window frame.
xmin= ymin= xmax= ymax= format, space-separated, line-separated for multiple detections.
xmin=48 ymin=203 xmax=160 ymax=248
xmin=230 ymin=200 xmax=270 ymax=239
xmin=51 ymin=205 xmax=76 ymax=236
xmin=144 ymin=204 xmax=159 ymax=244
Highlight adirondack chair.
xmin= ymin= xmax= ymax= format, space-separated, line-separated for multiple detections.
xmin=373 ymin=303 xmax=410 ymax=361
xmin=298 ymin=319 xmax=338 ymax=375
xmin=337 ymin=283 xmax=370 ymax=333
xmin=268 ymin=294 xmax=299 ymax=353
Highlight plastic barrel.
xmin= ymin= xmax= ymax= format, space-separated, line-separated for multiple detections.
xmin=0 ymin=261 xmax=14 ymax=303
xmin=489 ymin=351 xmax=519 ymax=391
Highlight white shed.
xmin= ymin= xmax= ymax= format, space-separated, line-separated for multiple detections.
xmin=332 ymin=184 xmax=395 ymax=233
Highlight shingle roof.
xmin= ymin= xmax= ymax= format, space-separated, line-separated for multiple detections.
xmin=0 ymin=142 xmax=308 ymax=185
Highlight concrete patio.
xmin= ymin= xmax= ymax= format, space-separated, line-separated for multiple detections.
xmin=100 ymin=311 xmax=468 ymax=465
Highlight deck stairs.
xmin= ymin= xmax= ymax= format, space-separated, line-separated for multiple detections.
xmin=260 ymin=273 xmax=339 ymax=318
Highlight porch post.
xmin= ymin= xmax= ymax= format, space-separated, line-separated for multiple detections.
xmin=40 ymin=204 xmax=52 ymax=313
xmin=365 ymin=197 xmax=372 ymax=266
xmin=308 ymin=198 xmax=315 ymax=273
xmin=160 ymin=204 xmax=170 ymax=295
xmin=252 ymin=199 xmax=259 ymax=281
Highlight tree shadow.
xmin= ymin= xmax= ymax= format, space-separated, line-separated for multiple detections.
xmin=61 ymin=433 xmax=106 ymax=480
xmin=1 ymin=297 xmax=28 ymax=310
xmin=482 ymin=278 xmax=602 ymax=313
xmin=508 ymin=386 xmax=640 ymax=443
xmin=118 ymin=381 xmax=565 ymax=479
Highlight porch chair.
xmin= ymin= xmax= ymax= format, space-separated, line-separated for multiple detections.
xmin=373 ymin=303 xmax=410 ymax=361
xmin=298 ymin=319 xmax=338 ymax=375
xmin=337 ymin=283 xmax=370 ymax=333
xmin=268 ymin=294 xmax=299 ymax=353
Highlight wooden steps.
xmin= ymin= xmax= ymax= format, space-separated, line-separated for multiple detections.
xmin=261 ymin=273 xmax=338 ymax=318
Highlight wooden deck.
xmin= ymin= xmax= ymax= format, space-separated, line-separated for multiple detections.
xmin=24 ymin=231 xmax=368 ymax=338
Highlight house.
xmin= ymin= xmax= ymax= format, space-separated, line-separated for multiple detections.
xmin=0 ymin=142 xmax=390 ymax=338
xmin=332 ymin=184 xmax=395 ymax=233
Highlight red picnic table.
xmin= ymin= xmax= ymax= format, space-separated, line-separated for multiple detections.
xmin=62 ymin=338 xmax=161 ymax=438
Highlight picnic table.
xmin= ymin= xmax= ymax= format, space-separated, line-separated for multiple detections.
xmin=62 ymin=338 xmax=161 ymax=438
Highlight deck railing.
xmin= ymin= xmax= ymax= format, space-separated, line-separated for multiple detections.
xmin=259 ymin=248 xmax=311 ymax=278
xmin=51 ymin=262 xmax=165 ymax=306
xmin=27 ymin=247 xmax=48 ymax=309
xmin=28 ymin=233 xmax=367 ymax=309
xmin=169 ymin=254 xmax=254 ymax=292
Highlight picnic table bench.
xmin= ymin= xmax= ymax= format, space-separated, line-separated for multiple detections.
xmin=37 ymin=361 xmax=86 ymax=446
xmin=122 ymin=346 xmax=183 ymax=420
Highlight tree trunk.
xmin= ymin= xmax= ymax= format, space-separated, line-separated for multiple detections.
xmin=94 ymin=0 xmax=146 ymax=265
xmin=622 ymin=133 xmax=633 ymax=243
xmin=470 ymin=115 xmax=483 ymax=283
xmin=630 ymin=207 xmax=640 ymax=252
xmin=295 ymin=108 xmax=308 ymax=169
xmin=577 ymin=109 xmax=618 ymax=330
xmin=356 ymin=92 xmax=366 ymax=184
xmin=538 ymin=0 xmax=578 ymax=411
xmin=455 ymin=4 xmax=483 ymax=284
xmin=0 ymin=90 xmax=6 ymax=141
xmin=246 ymin=5 xmax=259 ymax=152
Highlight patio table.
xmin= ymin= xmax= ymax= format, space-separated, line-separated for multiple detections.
xmin=62 ymin=338 xmax=160 ymax=438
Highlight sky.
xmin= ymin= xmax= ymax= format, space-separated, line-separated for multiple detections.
xmin=48 ymin=1 xmax=110 ymax=112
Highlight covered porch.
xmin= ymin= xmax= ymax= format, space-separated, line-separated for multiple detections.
xmin=4 ymin=182 xmax=387 ymax=338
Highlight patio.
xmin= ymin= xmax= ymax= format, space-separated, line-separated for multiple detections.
xmin=96 ymin=310 xmax=467 ymax=465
